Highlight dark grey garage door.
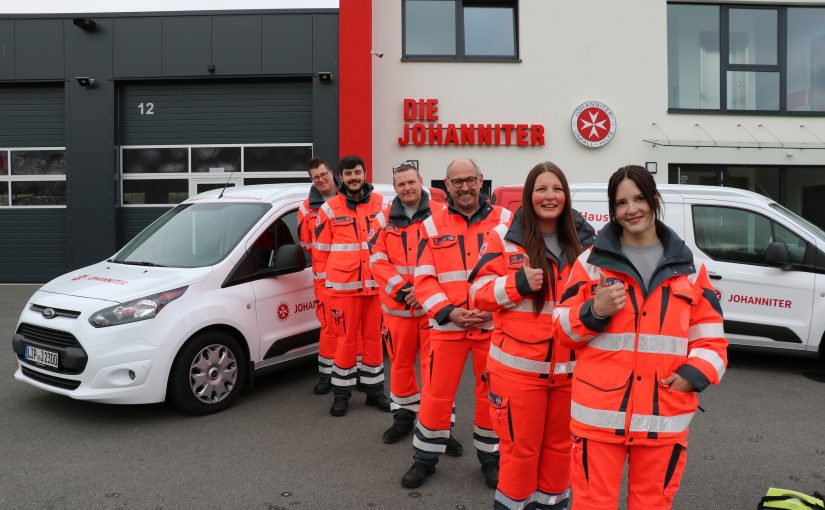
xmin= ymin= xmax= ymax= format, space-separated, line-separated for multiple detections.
xmin=0 ymin=84 xmax=69 ymax=283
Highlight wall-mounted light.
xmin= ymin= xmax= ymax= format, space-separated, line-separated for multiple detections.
xmin=318 ymin=72 xmax=333 ymax=83
xmin=75 ymin=77 xmax=97 ymax=88
xmin=72 ymin=18 xmax=98 ymax=31
xmin=371 ymin=50 xmax=384 ymax=59
xmin=645 ymin=161 xmax=658 ymax=174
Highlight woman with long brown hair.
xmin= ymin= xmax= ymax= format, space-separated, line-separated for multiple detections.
xmin=469 ymin=162 xmax=594 ymax=509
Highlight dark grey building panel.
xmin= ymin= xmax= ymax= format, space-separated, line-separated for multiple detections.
xmin=212 ymin=15 xmax=262 ymax=76
xmin=162 ymin=16 xmax=211 ymax=77
xmin=14 ymin=19 xmax=64 ymax=80
xmin=312 ymin=14 xmax=339 ymax=164
xmin=113 ymin=17 xmax=163 ymax=78
xmin=262 ymin=14 xmax=313 ymax=75
xmin=0 ymin=20 xmax=14 ymax=80
xmin=117 ymin=207 xmax=169 ymax=248
xmin=0 ymin=210 xmax=69 ymax=282
xmin=0 ymin=84 xmax=65 ymax=147
xmin=119 ymin=79 xmax=313 ymax=145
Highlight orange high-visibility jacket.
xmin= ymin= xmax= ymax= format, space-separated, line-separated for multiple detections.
xmin=414 ymin=196 xmax=512 ymax=339
xmin=469 ymin=209 xmax=595 ymax=385
xmin=369 ymin=192 xmax=446 ymax=319
xmin=314 ymin=182 xmax=389 ymax=296
xmin=553 ymin=221 xmax=728 ymax=446
xmin=297 ymin=185 xmax=335 ymax=288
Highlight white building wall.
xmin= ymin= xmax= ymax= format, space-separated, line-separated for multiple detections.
xmin=372 ymin=0 xmax=825 ymax=189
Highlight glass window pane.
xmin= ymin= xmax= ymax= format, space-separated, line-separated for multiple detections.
xmin=693 ymin=205 xmax=772 ymax=264
xmin=10 ymin=150 xmax=65 ymax=175
xmin=0 ymin=182 xmax=8 ymax=206
xmin=785 ymin=166 xmax=825 ymax=231
xmin=773 ymin=222 xmax=807 ymax=265
xmin=192 ymin=147 xmax=241 ymax=173
xmin=0 ymin=152 xmax=7 ymax=176
xmin=464 ymin=7 xmax=515 ymax=57
xmin=405 ymin=0 xmax=456 ymax=56
xmin=122 ymin=148 xmax=188 ymax=174
xmin=729 ymin=8 xmax=778 ymax=65
xmin=122 ymin=179 xmax=188 ymax=205
xmin=244 ymin=146 xmax=313 ymax=173
xmin=725 ymin=166 xmax=780 ymax=202
xmin=244 ymin=177 xmax=311 ymax=185
xmin=787 ymin=8 xmax=825 ymax=112
xmin=11 ymin=181 xmax=66 ymax=206
xmin=669 ymin=165 xmax=719 ymax=186
xmin=726 ymin=71 xmax=779 ymax=110
xmin=667 ymin=4 xmax=720 ymax=109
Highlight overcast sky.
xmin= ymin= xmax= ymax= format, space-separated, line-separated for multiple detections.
xmin=0 ymin=0 xmax=338 ymax=14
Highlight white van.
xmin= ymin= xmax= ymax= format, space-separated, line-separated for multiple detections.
xmin=11 ymin=183 xmax=402 ymax=414
xmin=495 ymin=184 xmax=825 ymax=361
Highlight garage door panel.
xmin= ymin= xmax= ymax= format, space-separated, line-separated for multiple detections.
xmin=0 ymin=85 xmax=65 ymax=147
xmin=0 ymin=209 xmax=69 ymax=282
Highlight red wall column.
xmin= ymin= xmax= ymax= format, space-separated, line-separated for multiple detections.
xmin=339 ymin=0 xmax=373 ymax=179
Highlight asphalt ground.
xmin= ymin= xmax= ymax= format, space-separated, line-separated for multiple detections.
xmin=1 ymin=283 xmax=824 ymax=509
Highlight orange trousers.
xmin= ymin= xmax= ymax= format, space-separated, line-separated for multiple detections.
xmin=329 ymin=294 xmax=383 ymax=397
xmin=315 ymin=282 xmax=363 ymax=378
xmin=488 ymin=371 xmax=572 ymax=509
xmin=382 ymin=314 xmax=430 ymax=412
xmin=571 ymin=437 xmax=687 ymax=510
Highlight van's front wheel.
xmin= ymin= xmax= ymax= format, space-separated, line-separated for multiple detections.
xmin=168 ymin=331 xmax=247 ymax=415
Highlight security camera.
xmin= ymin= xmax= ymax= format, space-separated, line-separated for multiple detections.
xmin=371 ymin=51 xmax=384 ymax=58
xmin=75 ymin=77 xmax=97 ymax=88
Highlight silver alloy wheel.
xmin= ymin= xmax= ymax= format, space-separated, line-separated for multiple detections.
xmin=188 ymin=343 xmax=238 ymax=404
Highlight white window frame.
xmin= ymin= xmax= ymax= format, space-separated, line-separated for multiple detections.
xmin=0 ymin=147 xmax=67 ymax=209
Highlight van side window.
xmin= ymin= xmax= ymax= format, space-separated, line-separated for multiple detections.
xmin=249 ymin=210 xmax=299 ymax=273
xmin=693 ymin=205 xmax=808 ymax=266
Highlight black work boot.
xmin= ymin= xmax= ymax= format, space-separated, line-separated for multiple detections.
xmin=481 ymin=463 xmax=499 ymax=489
xmin=329 ymin=396 xmax=349 ymax=417
xmin=314 ymin=376 xmax=331 ymax=395
xmin=401 ymin=462 xmax=436 ymax=489
xmin=365 ymin=392 xmax=391 ymax=412
xmin=382 ymin=409 xmax=415 ymax=444
xmin=445 ymin=435 xmax=464 ymax=457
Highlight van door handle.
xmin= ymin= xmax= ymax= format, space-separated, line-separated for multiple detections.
xmin=708 ymin=271 xmax=722 ymax=280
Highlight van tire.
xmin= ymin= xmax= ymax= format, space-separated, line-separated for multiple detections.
xmin=168 ymin=331 xmax=247 ymax=415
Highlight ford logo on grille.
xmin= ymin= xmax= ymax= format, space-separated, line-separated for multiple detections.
xmin=42 ymin=308 xmax=56 ymax=319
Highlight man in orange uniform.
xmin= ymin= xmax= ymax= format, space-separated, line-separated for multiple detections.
xmin=369 ymin=162 xmax=445 ymax=443
xmin=314 ymin=155 xmax=391 ymax=416
xmin=297 ymin=157 xmax=339 ymax=395
xmin=401 ymin=158 xmax=512 ymax=489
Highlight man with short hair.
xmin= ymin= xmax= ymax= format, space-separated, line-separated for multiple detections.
xmin=369 ymin=163 xmax=446 ymax=444
xmin=314 ymin=155 xmax=391 ymax=416
xmin=402 ymin=158 xmax=511 ymax=489
xmin=297 ymin=157 xmax=339 ymax=394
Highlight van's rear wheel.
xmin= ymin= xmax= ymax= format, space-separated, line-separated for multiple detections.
xmin=168 ymin=331 xmax=247 ymax=415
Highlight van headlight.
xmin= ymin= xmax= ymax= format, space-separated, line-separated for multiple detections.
xmin=89 ymin=287 xmax=188 ymax=328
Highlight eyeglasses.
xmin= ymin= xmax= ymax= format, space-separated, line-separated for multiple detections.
xmin=449 ymin=176 xmax=479 ymax=188
xmin=392 ymin=161 xmax=418 ymax=173
xmin=311 ymin=171 xmax=331 ymax=182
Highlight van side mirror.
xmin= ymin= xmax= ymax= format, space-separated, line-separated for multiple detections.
xmin=271 ymin=244 xmax=306 ymax=275
xmin=764 ymin=241 xmax=791 ymax=269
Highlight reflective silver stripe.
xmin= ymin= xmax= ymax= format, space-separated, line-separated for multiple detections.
xmin=413 ymin=437 xmax=446 ymax=452
xmin=688 ymin=322 xmax=725 ymax=341
xmin=492 ymin=223 xmax=509 ymax=239
xmin=422 ymin=293 xmax=448 ymax=313
xmin=328 ymin=281 xmax=364 ymax=291
xmin=318 ymin=366 xmax=332 ymax=375
xmin=416 ymin=421 xmax=450 ymax=439
xmin=391 ymin=402 xmax=420 ymax=412
xmin=494 ymin=276 xmax=515 ymax=307
xmin=332 ymin=365 xmax=357 ymax=376
xmin=570 ymin=401 xmax=626 ymax=430
xmin=630 ymin=411 xmax=695 ymax=433
xmin=370 ymin=252 xmax=389 ymax=264
xmin=553 ymin=307 xmax=588 ymax=343
xmin=502 ymin=239 xmax=519 ymax=253
xmin=331 ymin=377 xmax=357 ymax=386
xmin=588 ymin=333 xmax=636 ymax=352
xmin=299 ymin=203 xmax=309 ymax=215
xmin=313 ymin=242 xmax=331 ymax=251
xmin=358 ymin=374 xmax=385 ymax=384
xmin=329 ymin=243 xmax=361 ymax=252
xmin=689 ymin=348 xmax=727 ymax=380
xmin=510 ymin=299 xmax=555 ymax=314
xmin=375 ymin=212 xmax=387 ymax=228
xmin=312 ymin=271 xmax=326 ymax=280
xmin=359 ymin=363 xmax=384 ymax=374
xmin=423 ymin=216 xmax=438 ymax=237
xmin=474 ymin=438 xmax=500 ymax=453
xmin=365 ymin=279 xmax=378 ymax=288
xmin=638 ymin=334 xmax=688 ymax=356
xmin=317 ymin=355 xmax=334 ymax=365
xmin=415 ymin=264 xmax=437 ymax=277
xmin=499 ymin=208 xmax=512 ymax=224
xmin=489 ymin=344 xmax=550 ymax=374
xmin=381 ymin=302 xmax=426 ymax=317
xmin=429 ymin=319 xmax=465 ymax=331
xmin=438 ymin=270 xmax=469 ymax=283
xmin=390 ymin=392 xmax=421 ymax=405
xmin=553 ymin=361 xmax=576 ymax=375
xmin=385 ymin=274 xmax=405 ymax=295
xmin=535 ymin=488 xmax=571 ymax=507
xmin=469 ymin=274 xmax=496 ymax=300
xmin=494 ymin=490 xmax=532 ymax=510
xmin=394 ymin=264 xmax=415 ymax=275
xmin=474 ymin=425 xmax=498 ymax=438
xmin=361 ymin=242 xmax=369 ymax=250
xmin=321 ymin=202 xmax=334 ymax=218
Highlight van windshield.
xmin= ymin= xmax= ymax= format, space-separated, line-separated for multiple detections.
xmin=769 ymin=203 xmax=825 ymax=244
xmin=113 ymin=202 xmax=271 ymax=268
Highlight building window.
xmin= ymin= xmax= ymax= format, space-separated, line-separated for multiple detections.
xmin=0 ymin=148 xmax=66 ymax=207
xmin=120 ymin=144 xmax=312 ymax=206
xmin=403 ymin=0 xmax=519 ymax=61
xmin=667 ymin=3 xmax=825 ymax=114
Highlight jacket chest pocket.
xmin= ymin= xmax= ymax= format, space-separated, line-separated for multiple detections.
xmin=430 ymin=234 xmax=458 ymax=251
xmin=663 ymin=280 xmax=696 ymax=333
xmin=332 ymin=216 xmax=356 ymax=232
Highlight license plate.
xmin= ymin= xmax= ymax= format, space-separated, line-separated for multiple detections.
xmin=24 ymin=345 xmax=59 ymax=369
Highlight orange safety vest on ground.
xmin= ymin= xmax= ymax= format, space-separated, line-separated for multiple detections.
xmin=469 ymin=209 xmax=595 ymax=384
xmin=553 ymin=221 xmax=728 ymax=446
xmin=414 ymin=196 xmax=513 ymax=339
xmin=314 ymin=182 xmax=388 ymax=296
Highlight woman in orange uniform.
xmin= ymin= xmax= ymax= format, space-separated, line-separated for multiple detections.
xmin=469 ymin=162 xmax=594 ymax=510
xmin=553 ymin=165 xmax=728 ymax=510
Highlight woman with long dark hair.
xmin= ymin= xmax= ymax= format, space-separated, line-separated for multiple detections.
xmin=469 ymin=162 xmax=594 ymax=510
xmin=553 ymin=165 xmax=728 ymax=509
